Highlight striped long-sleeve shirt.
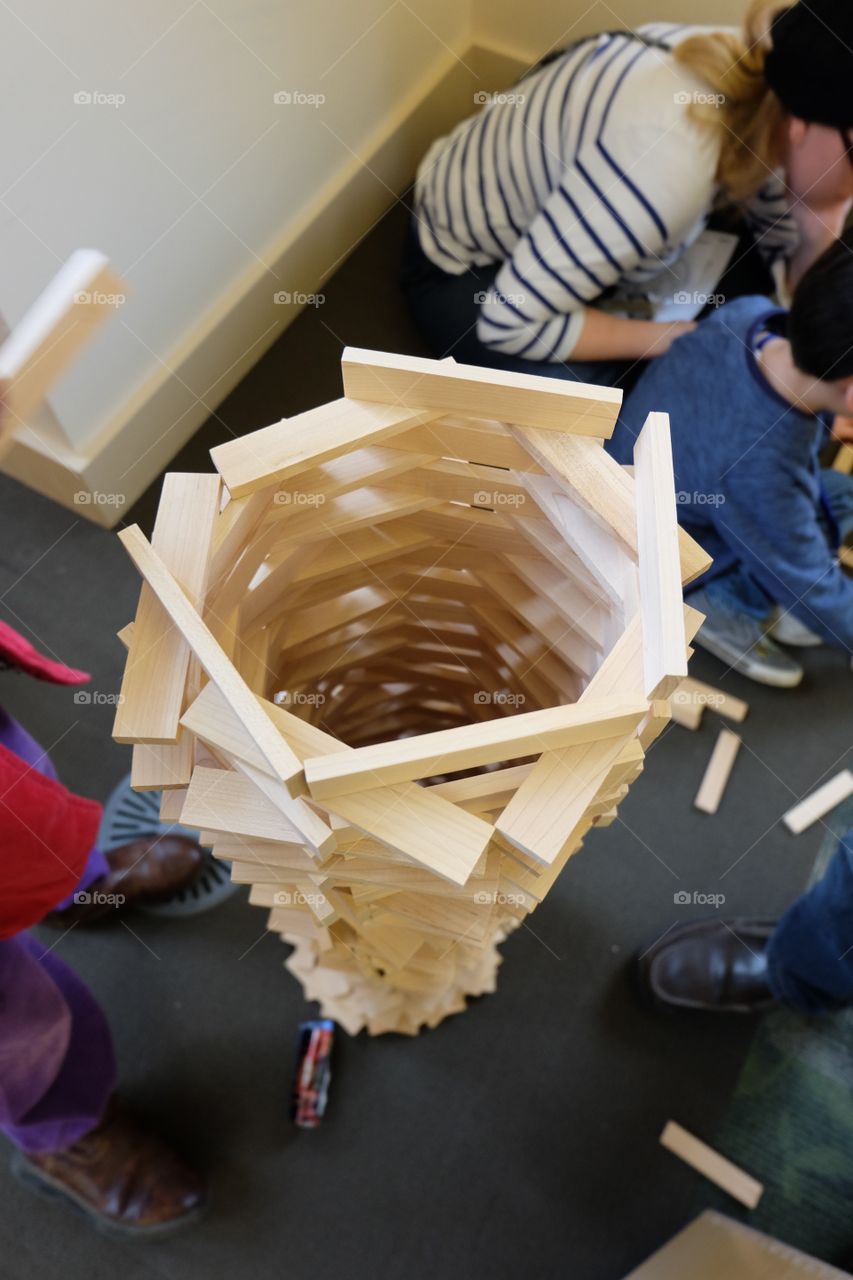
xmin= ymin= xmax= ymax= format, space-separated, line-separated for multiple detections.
xmin=413 ymin=24 xmax=799 ymax=362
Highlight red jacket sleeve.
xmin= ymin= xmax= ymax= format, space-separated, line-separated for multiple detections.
xmin=0 ymin=743 xmax=102 ymax=937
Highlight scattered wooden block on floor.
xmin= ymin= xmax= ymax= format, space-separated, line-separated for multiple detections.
xmin=783 ymin=769 xmax=853 ymax=834
xmin=660 ymin=1120 xmax=764 ymax=1210
xmin=694 ymin=729 xmax=742 ymax=815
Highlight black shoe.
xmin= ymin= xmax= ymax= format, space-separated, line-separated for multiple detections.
xmin=637 ymin=918 xmax=779 ymax=1014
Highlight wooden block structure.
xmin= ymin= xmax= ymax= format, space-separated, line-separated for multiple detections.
xmin=113 ymin=347 xmax=709 ymax=1037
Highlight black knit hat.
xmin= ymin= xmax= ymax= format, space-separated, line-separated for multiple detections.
xmin=764 ymin=0 xmax=853 ymax=128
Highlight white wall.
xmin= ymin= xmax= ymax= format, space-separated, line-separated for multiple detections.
xmin=473 ymin=0 xmax=747 ymax=64
xmin=0 ymin=0 xmax=469 ymax=454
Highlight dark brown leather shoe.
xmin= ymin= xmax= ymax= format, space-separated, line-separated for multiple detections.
xmin=637 ymin=917 xmax=779 ymax=1013
xmin=44 ymin=835 xmax=205 ymax=927
xmin=11 ymin=1098 xmax=206 ymax=1237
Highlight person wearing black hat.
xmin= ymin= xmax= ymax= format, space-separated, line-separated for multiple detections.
xmin=401 ymin=0 xmax=853 ymax=387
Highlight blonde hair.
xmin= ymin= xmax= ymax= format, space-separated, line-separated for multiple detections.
xmin=673 ymin=0 xmax=792 ymax=204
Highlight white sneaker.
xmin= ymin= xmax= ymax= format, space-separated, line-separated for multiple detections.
xmin=768 ymin=608 xmax=823 ymax=648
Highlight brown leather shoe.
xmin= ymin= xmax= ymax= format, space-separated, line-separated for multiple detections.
xmin=12 ymin=1098 xmax=206 ymax=1237
xmin=637 ymin=918 xmax=780 ymax=1013
xmin=44 ymin=835 xmax=205 ymax=927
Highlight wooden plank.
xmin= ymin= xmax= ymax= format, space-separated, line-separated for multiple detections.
xmin=674 ymin=678 xmax=749 ymax=725
xmin=318 ymin=781 xmax=493 ymax=887
xmin=114 ymin=474 xmax=221 ymax=743
xmin=118 ymin=526 xmax=305 ymax=794
xmin=180 ymin=767 xmax=308 ymax=843
xmin=515 ymin=425 xmax=711 ymax=585
xmin=782 ymin=770 xmax=853 ymax=834
xmin=0 ymin=249 xmax=126 ymax=427
xmin=304 ymin=697 xmax=649 ymax=799
xmin=660 ymin=1121 xmax=763 ymax=1210
xmin=341 ymin=347 xmax=621 ymax=436
xmin=210 ymin=398 xmax=438 ymax=498
xmin=496 ymin=728 xmax=643 ymax=864
xmin=694 ymin=729 xmax=742 ymax=815
xmin=633 ymin=412 xmax=688 ymax=699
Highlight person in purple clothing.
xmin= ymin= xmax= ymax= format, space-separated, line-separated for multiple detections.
xmin=0 ymin=621 xmax=208 ymax=1237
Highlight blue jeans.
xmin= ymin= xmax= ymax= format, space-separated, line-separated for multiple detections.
xmin=768 ymin=831 xmax=853 ymax=1014
xmin=399 ymin=216 xmax=641 ymax=391
xmin=690 ymin=467 xmax=853 ymax=620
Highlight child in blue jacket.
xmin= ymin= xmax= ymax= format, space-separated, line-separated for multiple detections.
xmin=607 ymin=230 xmax=853 ymax=686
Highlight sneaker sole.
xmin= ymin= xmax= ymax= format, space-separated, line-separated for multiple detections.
xmin=11 ymin=1150 xmax=207 ymax=1239
xmin=694 ymin=632 xmax=803 ymax=688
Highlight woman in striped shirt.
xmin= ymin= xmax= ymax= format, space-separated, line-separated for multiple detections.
xmin=401 ymin=0 xmax=853 ymax=388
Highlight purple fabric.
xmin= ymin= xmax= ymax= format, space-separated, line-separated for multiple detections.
xmin=0 ymin=708 xmax=115 ymax=1153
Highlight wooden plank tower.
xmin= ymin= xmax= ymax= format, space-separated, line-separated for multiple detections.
xmin=113 ymin=348 xmax=710 ymax=1036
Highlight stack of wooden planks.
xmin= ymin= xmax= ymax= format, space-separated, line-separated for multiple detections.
xmin=112 ymin=347 xmax=709 ymax=1035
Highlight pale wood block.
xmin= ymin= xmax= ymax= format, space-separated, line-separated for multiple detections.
xmin=0 ymin=250 xmax=126 ymax=428
xmin=131 ymin=736 xmax=194 ymax=791
xmin=694 ymin=729 xmax=742 ymax=815
xmin=181 ymin=766 xmax=307 ymax=843
xmin=660 ymin=1121 xmax=763 ymax=1209
xmin=210 ymin=398 xmax=439 ymax=498
xmin=305 ymin=697 xmax=648 ymax=799
xmin=634 ymin=412 xmax=688 ymax=699
xmin=676 ymin=678 xmax=749 ymax=724
xmin=114 ymin=475 xmax=221 ymax=743
xmin=783 ymin=770 xmax=853 ymax=834
xmin=116 ymin=622 xmax=134 ymax=650
xmin=118 ymin=527 xmax=305 ymax=794
xmin=390 ymin=416 xmax=544 ymax=470
xmin=159 ymin=788 xmax=187 ymax=821
xmin=341 ymin=347 xmax=621 ymax=435
xmin=496 ymin=728 xmax=643 ymax=864
xmin=319 ymin=780 xmax=493 ymax=886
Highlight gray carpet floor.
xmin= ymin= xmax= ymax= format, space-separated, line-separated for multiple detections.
xmin=0 ymin=201 xmax=850 ymax=1279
